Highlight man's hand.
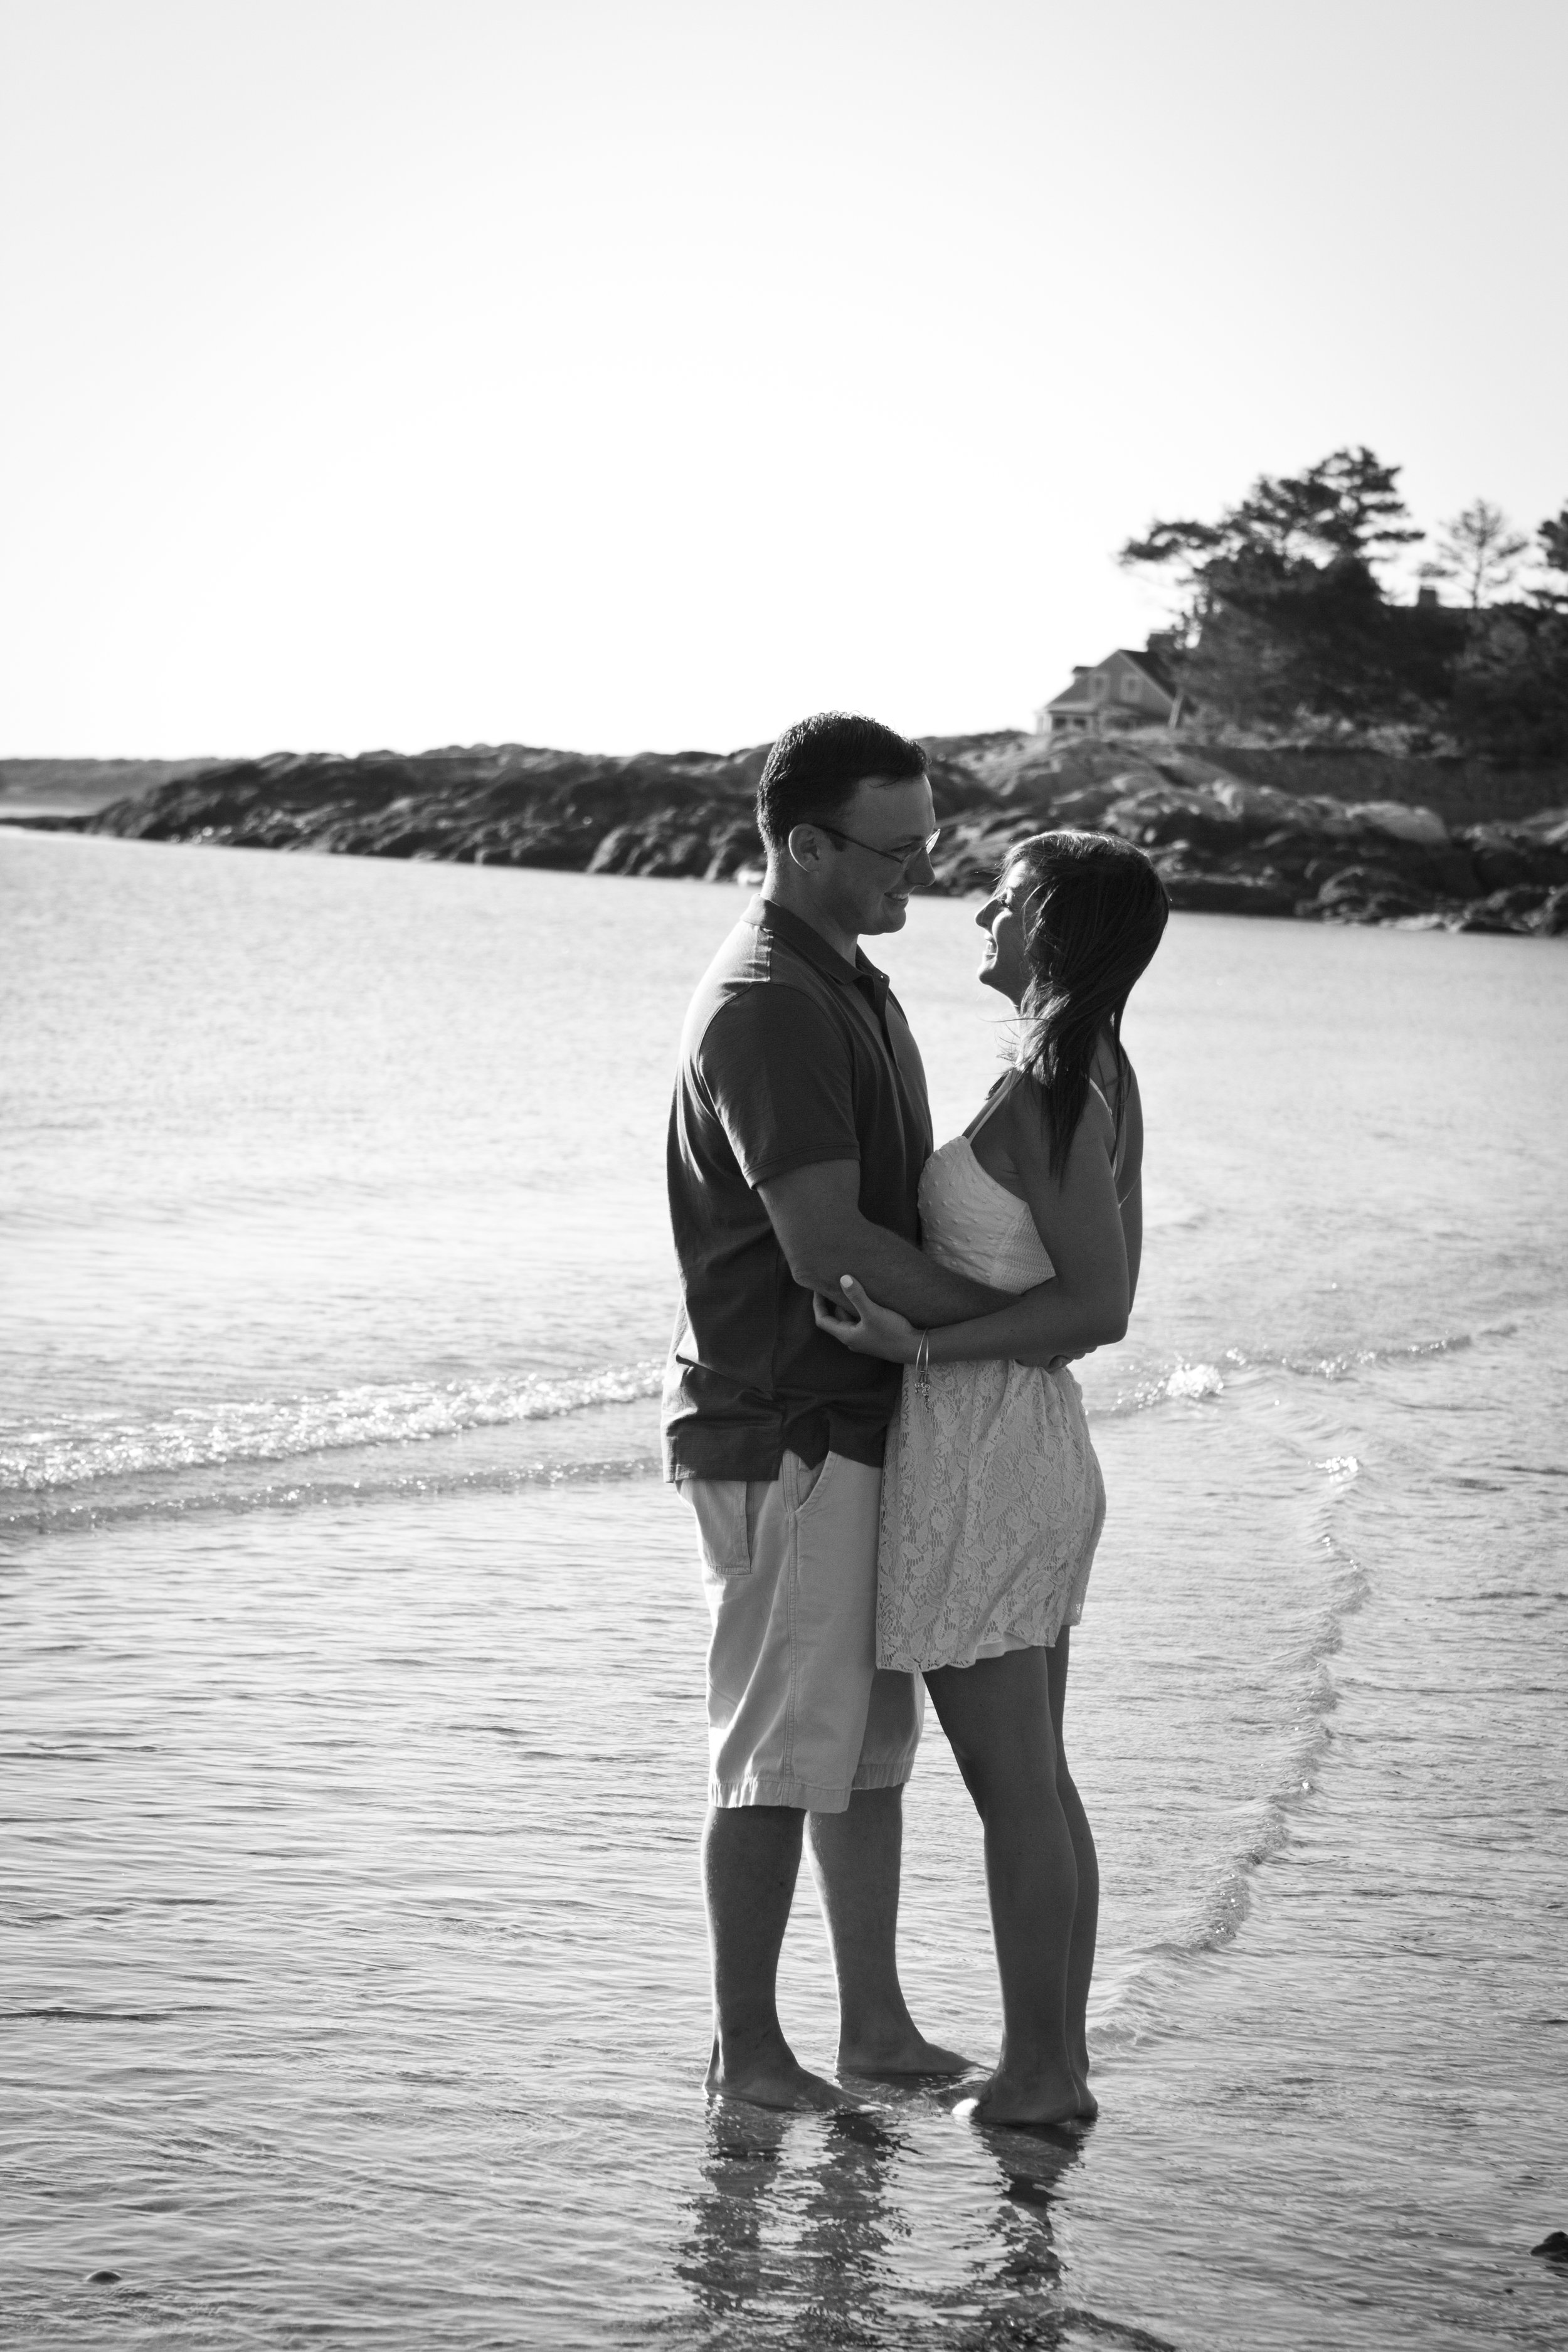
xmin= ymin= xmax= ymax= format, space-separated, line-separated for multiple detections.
xmin=812 ymin=1276 xmax=919 ymax=1364
xmin=757 ymin=1162 xmax=1012 ymax=1327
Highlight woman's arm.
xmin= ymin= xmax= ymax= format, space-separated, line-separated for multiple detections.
xmin=927 ymin=1079 xmax=1129 ymax=1362
xmin=815 ymin=1079 xmax=1130 ymax=1366
xmin=1117 ymin=1061 xmax=1145 ymax=1311
xmin=1120 ymin=1175 xmax=1143 ymax=1313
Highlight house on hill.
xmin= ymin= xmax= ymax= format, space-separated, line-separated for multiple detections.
xmin=1036 ymin=647 xmax=1180 ymax=738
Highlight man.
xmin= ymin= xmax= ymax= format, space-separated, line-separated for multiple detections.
xmin=663 ymin=711 xmax=1018 ymax=2111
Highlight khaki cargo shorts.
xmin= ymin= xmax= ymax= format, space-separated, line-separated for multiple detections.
xmin=678 ymin=1449 xmax=924 ymax=1813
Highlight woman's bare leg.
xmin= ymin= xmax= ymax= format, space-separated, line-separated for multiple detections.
xmin=924 ymin=1646 xmax=1087 ymax=2124
xmin=1047 ymin=1629 xmax=1098 ymax=2095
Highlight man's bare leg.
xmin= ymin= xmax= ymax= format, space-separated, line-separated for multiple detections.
xmin=805 ymin=1786 xmax=970 ymax=2077
xmin=703 ymin=1803 xmax=856 ymax=2111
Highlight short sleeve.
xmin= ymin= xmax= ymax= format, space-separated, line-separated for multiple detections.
xmin=697 ymin=987 xmax=859 ymax=1188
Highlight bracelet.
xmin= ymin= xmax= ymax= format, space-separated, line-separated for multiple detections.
xmin=914 ymin=1328 xmax=932 ymax=1401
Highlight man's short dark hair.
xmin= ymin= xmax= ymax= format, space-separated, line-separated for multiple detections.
xmin=755 ymin=712 xmax=928 ymax=852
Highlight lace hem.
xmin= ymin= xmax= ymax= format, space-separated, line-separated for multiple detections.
xmin=876 ymin=1357 xmax=1106 ymax=1673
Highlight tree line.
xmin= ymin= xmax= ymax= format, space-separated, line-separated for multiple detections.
xmin=1121 ymin=449 xmax=1568 ymax=761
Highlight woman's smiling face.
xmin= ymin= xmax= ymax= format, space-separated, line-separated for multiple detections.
xmin=975 ymin=861 xmax=1040 ymax=1004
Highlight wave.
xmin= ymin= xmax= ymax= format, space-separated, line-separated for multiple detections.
xmin=3 ymin=1315 xmax=1520 ymax=1540
xmin=0 ymin=1360 xmax=666 ymax=1494
xmin=1091 ymin=1507 xmax=1370 ymax=2055
xmin=0 ymin=1343 xmax=1273 ymax=1505
xmin=1 ymin=1443 xmax=665 ymax=1539
xmin=1094 ymin=1319 xmax=1515 ymax=1421
xmin=1157 ymin=1360 xmax=1226 ymax=1402
xmin=1274 ymin=1318 xmax=1513 ymax=1382
xmin=1279 ymin=1328 xmax=1487 ymax=1382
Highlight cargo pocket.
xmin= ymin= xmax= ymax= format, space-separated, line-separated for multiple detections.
xmin=687 ymin=1479 xmax=755 ymax=1578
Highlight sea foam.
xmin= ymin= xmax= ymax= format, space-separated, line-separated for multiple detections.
xmin=0 ymin=1360 xmax=666 ymax=1493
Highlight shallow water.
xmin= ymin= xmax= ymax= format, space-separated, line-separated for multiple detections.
xmin=3 ymin=832 xmax=1567 ymax=2347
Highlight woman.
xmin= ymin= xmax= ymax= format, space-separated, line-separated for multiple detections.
xmin=815 ymin=829 xmax=1167 ymax=2127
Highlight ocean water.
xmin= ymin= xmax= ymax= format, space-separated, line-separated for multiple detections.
xmin=3 ymin=827 xmax=1565 ymax=2351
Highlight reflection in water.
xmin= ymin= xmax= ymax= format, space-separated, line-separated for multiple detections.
xmin=942 ymin=2126 xmax=1076 ymax=2344
xmin=675 ymin=2117 xmax=787 ymax=2328
xmin=791 ymin=2111 xmax=911 ymax=2343
xmin=676 ymin=2107 xmax=906 ymax=2341
xmin=671 ymin=2103 xmax=1136 ymax=2349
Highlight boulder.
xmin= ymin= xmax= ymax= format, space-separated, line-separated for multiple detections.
xmin=1513 ymin=807 xmax=1568 ymax=847
xmin=587 ymin=813 xmax=726 ymax=878
xmin=1207 ymin=775 xmax=1322 ymax=838
xmin=1154 ymin=862 xmax=1298 ymax=916
xmin=704 ymin=817 xmax=766 ymax=881
xmin=1039 ymin=781 xmax=1129 ymax=830
xmin=1458 ymin=818 xmax=1568 ymax=894
xmin=1102 ymin=785 xmax=1247 ymax=854
xmin=1452 ymin=886 xmax=1568 ymax=935
xmin=1312 ymin=865 xmax=1439 ymax=925
xmin=1344 ymin=800 xmax=1451 ymax=847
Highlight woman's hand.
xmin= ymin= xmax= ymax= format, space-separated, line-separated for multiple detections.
xmin=812 ymin=1275 xmax=919 ymax=1363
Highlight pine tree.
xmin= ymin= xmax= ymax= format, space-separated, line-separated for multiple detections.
xmin=1419 ymin=500 xmax=1531 ymax=608
xmin=1118 ymin=448 xmax=1426 ymax=727
xmin=1536 ymin=504 xmax=1568 ymax=610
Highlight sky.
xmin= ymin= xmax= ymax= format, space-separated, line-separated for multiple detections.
xmin=3 ymin=0 xmax=1565 ymax=758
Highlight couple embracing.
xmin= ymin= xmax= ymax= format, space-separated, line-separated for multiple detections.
xmin=663 ymin=712 xmax=1167 ymax=2125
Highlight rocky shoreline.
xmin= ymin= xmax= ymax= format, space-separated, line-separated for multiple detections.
xmin=36 ymin=733 xmax=1568 ymax=934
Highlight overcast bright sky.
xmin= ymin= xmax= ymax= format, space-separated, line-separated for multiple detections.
xmin=3 ymin=0 xmax=1565 ymax=757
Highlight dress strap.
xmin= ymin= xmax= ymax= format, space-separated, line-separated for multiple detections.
xmin=966 ymin=1072 xmax=1018 ymax=1144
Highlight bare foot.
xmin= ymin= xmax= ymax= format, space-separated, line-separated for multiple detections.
xmin=1071 ymin=2047 xmax=1094 ymax=2110
xmin=706 ymin=2051 xmax=861 ymax=2113
xmin=953 ymin=2063 xmax=1093 ymax=2129
xmin=837 ymin=2028 xmax=973 ymax=2080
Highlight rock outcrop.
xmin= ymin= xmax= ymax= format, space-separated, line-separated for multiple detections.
xmin=921 ymin=746 xmax=1568 ymax=934
xmin=63 ymin=734 xmax=1568 ymax=935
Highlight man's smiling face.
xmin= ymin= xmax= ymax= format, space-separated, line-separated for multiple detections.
xmin=798 ymin=774 xmax=938 ymax=940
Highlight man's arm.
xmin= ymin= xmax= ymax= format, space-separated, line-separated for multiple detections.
xmin=756 ymin=1160 xmax=1014 ymax=1325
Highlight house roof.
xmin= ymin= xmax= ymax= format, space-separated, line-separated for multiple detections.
xmin=1044 ymin=647 xmax=1177 ymax=712
xmin=1118 ymin=646 xmax=1177 ymax=697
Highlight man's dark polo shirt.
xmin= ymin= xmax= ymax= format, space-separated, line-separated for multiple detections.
xmin=662 ymin=896 xmax=934 ymax=1484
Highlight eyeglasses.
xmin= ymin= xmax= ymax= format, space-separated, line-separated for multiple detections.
xmin=813 ymin=823 xmax=942 ymax=872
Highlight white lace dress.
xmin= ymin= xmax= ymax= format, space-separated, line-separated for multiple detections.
xmin=876 ymin=1115 xmax=1106 ymax=1672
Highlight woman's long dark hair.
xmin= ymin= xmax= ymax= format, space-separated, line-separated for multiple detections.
xmin=1004 ymin=830 xmax=1169 ymax=1177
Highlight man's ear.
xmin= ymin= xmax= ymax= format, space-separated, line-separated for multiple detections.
xmin=786 ymin=823 xmax=825 ymax=874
